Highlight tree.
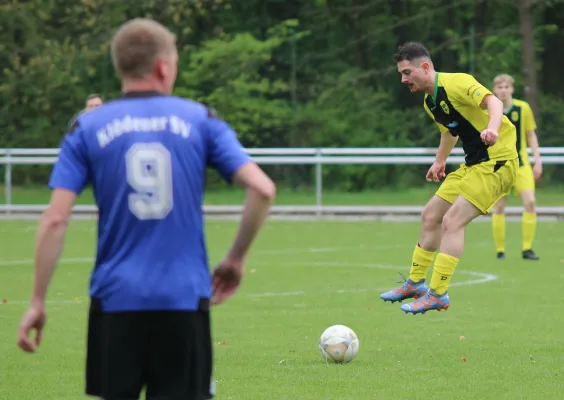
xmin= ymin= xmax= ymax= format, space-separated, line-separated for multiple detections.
xmin=519 ymin=0 xmax=541 ymax=127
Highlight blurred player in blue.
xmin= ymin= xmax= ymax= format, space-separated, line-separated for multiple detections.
xmin=17 ymin=18 xmax=276 ymax=400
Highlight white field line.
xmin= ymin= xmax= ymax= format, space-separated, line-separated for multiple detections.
xmin=0 ymin=245 xmax=401 ymax=268
xmin=246 ymin=261 xmax=497 ymax=298
xmin=0 ymin=250 xmax=498 ymax=305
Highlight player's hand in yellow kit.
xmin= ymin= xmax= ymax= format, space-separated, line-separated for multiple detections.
xmin=426 ymin=161 xmax=446 ymax=182
xmin=480 ymin=129 xmax=498 ymax=145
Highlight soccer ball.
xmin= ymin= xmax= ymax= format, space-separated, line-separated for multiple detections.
xmin=318 ymin=324 xmax=359 ymax=363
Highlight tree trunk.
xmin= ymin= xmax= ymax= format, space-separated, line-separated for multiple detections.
xmin=519 ymin=0 xmax=541 ymax=128
xmin=540 ymin=1 xmax=564 ymax=97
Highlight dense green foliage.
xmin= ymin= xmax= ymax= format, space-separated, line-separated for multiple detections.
xmin=1 ymin=0 xmax=564 ymax=189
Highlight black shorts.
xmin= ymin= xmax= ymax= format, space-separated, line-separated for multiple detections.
xmin=86 ymin=297 xmax=213 ymax=400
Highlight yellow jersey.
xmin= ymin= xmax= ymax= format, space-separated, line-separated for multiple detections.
xmin=505 ymin=98 xmax=536 ymax=166
xmin=423 ymin=72 xmax=518 ymax=166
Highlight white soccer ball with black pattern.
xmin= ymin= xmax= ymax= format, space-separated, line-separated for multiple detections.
xmin=318 ymin=325 xmax=359 ymax=363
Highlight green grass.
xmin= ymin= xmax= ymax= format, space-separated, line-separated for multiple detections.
xmin=1 ymin=219 xmax=563 ymax=399
xmin=2 ymin=184 xmax=564 ymax=206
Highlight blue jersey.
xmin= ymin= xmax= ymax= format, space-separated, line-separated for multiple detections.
xmin=49 ymin=91 xmax=251 ymax=312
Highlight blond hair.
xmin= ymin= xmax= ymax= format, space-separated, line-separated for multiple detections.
xmin=110 ymin=18 xmax=177 ymax=79
xmin=493 ymin=74 xmax=514 ymax=87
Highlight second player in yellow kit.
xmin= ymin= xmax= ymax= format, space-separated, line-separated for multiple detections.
xmin=491 ymin=74 xmax=542 ymax=260
xmin=379 ymin=42 xmax=518 ymax=314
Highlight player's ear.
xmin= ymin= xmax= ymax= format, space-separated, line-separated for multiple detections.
xmin=155 ymin=58 xmax=166 ymax=80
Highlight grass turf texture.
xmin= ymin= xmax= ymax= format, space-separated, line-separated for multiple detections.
xmin=1 ymin=219 xmax=563 ymax=399
xmin=2 ymin=185 xmax=564 ymax=206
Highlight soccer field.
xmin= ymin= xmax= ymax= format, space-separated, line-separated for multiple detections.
xmin=1 ymin=219 xmax=563 ymax=399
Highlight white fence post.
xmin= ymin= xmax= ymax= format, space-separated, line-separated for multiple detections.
xmin=315 ymin=148 xmax=323 ymax=216
xmin=4 ymin=149 xmax=11 ymax=210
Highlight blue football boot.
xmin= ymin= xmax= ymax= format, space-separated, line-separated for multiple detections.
xmin=380 ymin=273 xmax=429 ymax=304
xmin=400 ymin=290 xmax=450 ymax=315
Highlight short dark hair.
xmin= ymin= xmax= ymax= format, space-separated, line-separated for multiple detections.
xmin=87 ymin=93 xmax=102 ymax=101
xmin=393 ymin=42 xmax=432 ymax=63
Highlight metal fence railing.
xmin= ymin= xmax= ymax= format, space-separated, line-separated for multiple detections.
xmin=2 ymin=147 xmax=564 ymax=218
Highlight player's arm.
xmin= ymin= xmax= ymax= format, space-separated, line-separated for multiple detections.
xmin=423 ymin=101 xmax=458 ymax=163
xmin=229 ymin=164 xmax=276 ymax=260
xmin=452 ymin=73 xmax=501 ymax=145
xmin=425 ymin=132 xmax=458 ymax=183
xmin=32 ymin=189 xmax=77 ymax=305
xmin=436 ymin=132 xmax=459 ymax=164
xmin=527 ymin=130 xmax=541 ymax=162
xmin=207 ymin=117 xmax=276 ymax=262
xmin=479 ymin=93 xmax=504 ymax=133
xmin=524 ymin=103 xmax=542 ymax=178
xmin=19 ymin=126 xmax=90 ymax=352
xmin=35 ymin=128 xmax=89 ymax=301
xmin=205 ymin=117 xmax=275 ymax=260
xmin=204 ymin=114 xmax=275 ymax=304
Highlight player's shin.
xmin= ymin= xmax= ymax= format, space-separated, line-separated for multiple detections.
xmin=522 ymin=212 xmax=537 ymax=251
xmin=492 ymin=213 xmax=506 ymax=252
xmin=409 ymin=244 xmax=435 ymax=283
xmin=430 ymin=253 xmax=459 ymax=295
xmin=432 ymin=218 xmax=465 ymax=295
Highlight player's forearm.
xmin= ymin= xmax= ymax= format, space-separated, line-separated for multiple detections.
xmin=486 ymin=96 xmax=504 ymax=132
xmin=31 ymin=211 xmax=68 ymax=304
xmin=527 ymin=131 xmax=541 ymax=162
xmin=227 ymin=186 xmax=275 ymax=261
xmin=435 ymin=134 xmax=458 ymax=163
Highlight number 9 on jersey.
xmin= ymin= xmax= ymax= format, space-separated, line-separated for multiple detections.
xmin=125 ymin=142 xmax=174 ymax=220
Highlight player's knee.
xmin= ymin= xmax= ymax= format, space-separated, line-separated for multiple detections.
xmin=441 ymin=214 xmax=454 ymax=235
xmin=421 ymin=204 xmax=443 ymax=229
xmin=493 ymin=204 xmax=505 ymax=215
xmin=523 ymin=198 xmax=536 ymax=213
xmin=493 ymin=197 xmax=507 ymax=215
xmin=441 ymin=209 xmax=464 ymax=235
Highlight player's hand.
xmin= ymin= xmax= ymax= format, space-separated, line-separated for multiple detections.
xmin=533 ymin=161 xmax=542 ymax=180
xmin=212 ymin=259 xmax=244 ymax=305
xmin=480 ymin=129 xmax=498 ymax=146
xmin=426 ymin=161 xmax=446 ymax=183
xmin=17 ymin=302 xmax=46 ymax=353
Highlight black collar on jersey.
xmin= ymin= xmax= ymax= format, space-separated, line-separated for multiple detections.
xmin=121 ymin=90 xmax=164 ymax=99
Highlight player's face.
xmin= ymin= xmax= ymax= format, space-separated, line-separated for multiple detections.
xmin=86 ymin=97 xmax=103 ymax=111
xmin=397 ymin=60 xmax=427 ymax=93
xmin=493 ymin=82 xmax=513 ymax=101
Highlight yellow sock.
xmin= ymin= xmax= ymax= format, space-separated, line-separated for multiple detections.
xmin=522 ymin=212 xmax=537 ymax=251
xmin=408 ymin=244 xmax=435 ymax=282
xmin=492 ymin=214 xmax=506 ymax=253
xmin=430 ymin=253 xmax=459 ymax=295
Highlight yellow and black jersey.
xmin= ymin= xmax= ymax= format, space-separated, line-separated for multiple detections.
xmin=505 ymin=98 xmax=536 ymax=166
xmin=423 ymin=72 xmax=518 ymax=166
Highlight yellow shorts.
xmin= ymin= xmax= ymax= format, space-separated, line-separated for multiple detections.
xmin=436 ymin=158 xmax=518 ymax=214
xmin=512 ymin=163 xmax=535 ymax=196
